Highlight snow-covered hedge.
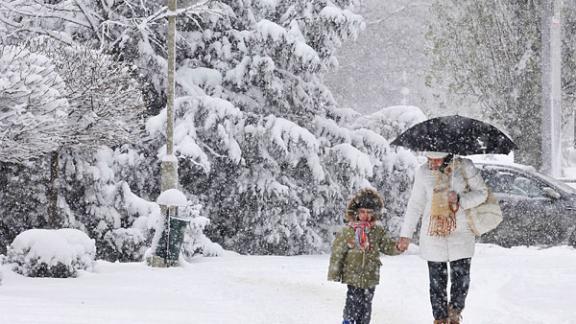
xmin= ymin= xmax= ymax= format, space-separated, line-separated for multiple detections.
xmin=5 ymin=229 xmax=96 ymax=278
xmin=181 ymin=216 xmax=224 ymax=259
xmin=103 ymin=228 xmax=147 ymax=262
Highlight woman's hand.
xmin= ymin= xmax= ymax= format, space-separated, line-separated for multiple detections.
xmin=448 ymin=191 xmax=459 ymax=204
xmin=396 ymin=237 xmax=411 ymax=252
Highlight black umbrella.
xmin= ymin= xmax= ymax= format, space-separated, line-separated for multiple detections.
xmin=390 ymin=115 xmax=516 ymax=155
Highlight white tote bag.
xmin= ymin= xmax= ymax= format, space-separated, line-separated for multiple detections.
xmin=460 ymin=163 xmax=503 ymax=236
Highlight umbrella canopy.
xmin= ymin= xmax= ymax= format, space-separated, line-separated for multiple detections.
xmin=390 ymin=115 xmax=516 ymax=155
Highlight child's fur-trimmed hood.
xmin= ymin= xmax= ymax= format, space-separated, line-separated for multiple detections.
xmin=345 ymin=188 xmax=384 ymax=223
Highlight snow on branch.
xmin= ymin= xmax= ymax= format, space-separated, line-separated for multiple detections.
xmin=255 ymin=19 xmax=321 ymax=68
xmin=26 ymin=37 xmax=145 ymax=151
xmin=314 ymin=115 xmax=352 ymax=143
xmin=330 ymin=143 xmax=374 ymax=178
xmin=265 ymin=115 xmax=324 ymax=181
xmin=0 ymin=45 xmax=70 ymax=163
xmin=267 ymin=116 xmax=319 ymax=153
xmin=0 ymin=1 xmax=91 ymax=28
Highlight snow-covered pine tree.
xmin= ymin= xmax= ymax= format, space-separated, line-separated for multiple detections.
xmin=149 ymin=0 xmax=380 ymax=254
xmin=349 ymin=106 xmax=425 ymax=233
xmin=314 ymin=104 xmax=422 ymax=240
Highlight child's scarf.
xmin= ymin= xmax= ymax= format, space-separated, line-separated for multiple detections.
xmin=428 ymin=167 xmax=457 ymax=236
xmin=351 ymin=221 xmax=372 ymax=251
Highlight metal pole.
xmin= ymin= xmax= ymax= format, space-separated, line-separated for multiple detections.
xmin=167 ymin=0 xmax=176 ymax=158
xmin=148 ymin=0 xmax=180 ymax=268
xmin=550 ymin=0 xmax=563 ymax=177
xmin=541 ymin=0 xmax=562 ymax=177
xmin=161 ymin=0 xmax=178 ymax=192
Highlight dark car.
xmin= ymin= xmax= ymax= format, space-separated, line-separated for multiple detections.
xmin=475 ymin=162 xmax=576 ymax=247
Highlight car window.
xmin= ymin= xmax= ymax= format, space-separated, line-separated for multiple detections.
xmin=512 ymin=176 xmax=546 ymax=197
xmin=531 ymin=171 xmax=576 ymax=194
xmin=482 ymin=171 xmax=513 ymax=193
xmin=482 ymin=169 xmax=546 ymax=198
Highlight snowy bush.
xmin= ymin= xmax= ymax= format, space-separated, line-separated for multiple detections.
xmin=103 ymin=228 xmax=148 ymax=263
xmin=181 ymin=215 xmax=224 ymax=259
xmin=5 ymin=229 xmax=96 ymax=278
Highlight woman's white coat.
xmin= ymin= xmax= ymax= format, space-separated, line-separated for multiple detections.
xmin=400 ymin=158 xmax=488 ymax=262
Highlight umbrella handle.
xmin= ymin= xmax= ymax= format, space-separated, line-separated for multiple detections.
xmin=451 ymin=158 xmax=455 ymax=188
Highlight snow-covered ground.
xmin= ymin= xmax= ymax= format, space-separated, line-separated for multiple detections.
xmin=1 ymin=244 xmax=575 ymax=324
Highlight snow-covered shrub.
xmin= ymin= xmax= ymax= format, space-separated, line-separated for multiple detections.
xmin=5 ymin=229 xmax=95 ymax=278
xmin=61 ymin=148 xmax=160 ymax=262
xmin=181 ymin=215 xmax=224 ymax=259
xmin=103 ymin=228 xmax=148 ymax=263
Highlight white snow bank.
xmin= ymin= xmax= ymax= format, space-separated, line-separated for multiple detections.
xmin=0 ymin=244 xmax=575 ymax=323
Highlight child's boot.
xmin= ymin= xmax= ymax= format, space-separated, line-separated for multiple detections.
xmin=433 ymin=319 xmax=448 ymax=324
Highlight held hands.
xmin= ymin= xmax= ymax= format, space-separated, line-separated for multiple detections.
xmin=395 ymin=192 xmax=458 ymax=254
xmin=395 ymin=237 xmax=410 ymax=253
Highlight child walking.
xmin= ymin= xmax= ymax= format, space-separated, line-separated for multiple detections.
xmin=328 ymin=188 xmax=398 ymax=324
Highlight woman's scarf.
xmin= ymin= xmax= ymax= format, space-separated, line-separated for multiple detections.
xmin=428 ymin=166 xmax=457 ymax=236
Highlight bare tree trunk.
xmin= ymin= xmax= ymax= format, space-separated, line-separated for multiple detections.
xmin=47 ymin=150 xmax=60 ymax=229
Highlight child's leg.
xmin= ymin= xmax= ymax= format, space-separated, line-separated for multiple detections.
xmin=359 ymin=287 xmax=375 ymax=324
xmin=343 ymin=285 xmax=363 ymax=322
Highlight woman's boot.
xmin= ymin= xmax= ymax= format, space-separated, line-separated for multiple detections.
xmin=448 ymin=306 xmax=463 ymax=324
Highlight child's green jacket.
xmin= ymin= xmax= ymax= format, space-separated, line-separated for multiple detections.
xmin=328 ymin=224 xmax=397 ymax=289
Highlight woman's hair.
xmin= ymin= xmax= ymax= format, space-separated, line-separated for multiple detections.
xmin=438 ymin=154 xmax=454 ymax=173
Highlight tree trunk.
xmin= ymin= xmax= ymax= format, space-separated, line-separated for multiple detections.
xmin=47 ymin=150 xmax=60 ymax=229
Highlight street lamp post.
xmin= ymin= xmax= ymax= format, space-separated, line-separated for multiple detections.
xmin=541 ymin=0 xmax=562 ymax=177
xmin=147 ymin=0 xmax=182 ymax=267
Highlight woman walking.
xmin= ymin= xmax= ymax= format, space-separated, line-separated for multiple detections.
xmin=396 ymin=152 xmax=488 ymax=324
